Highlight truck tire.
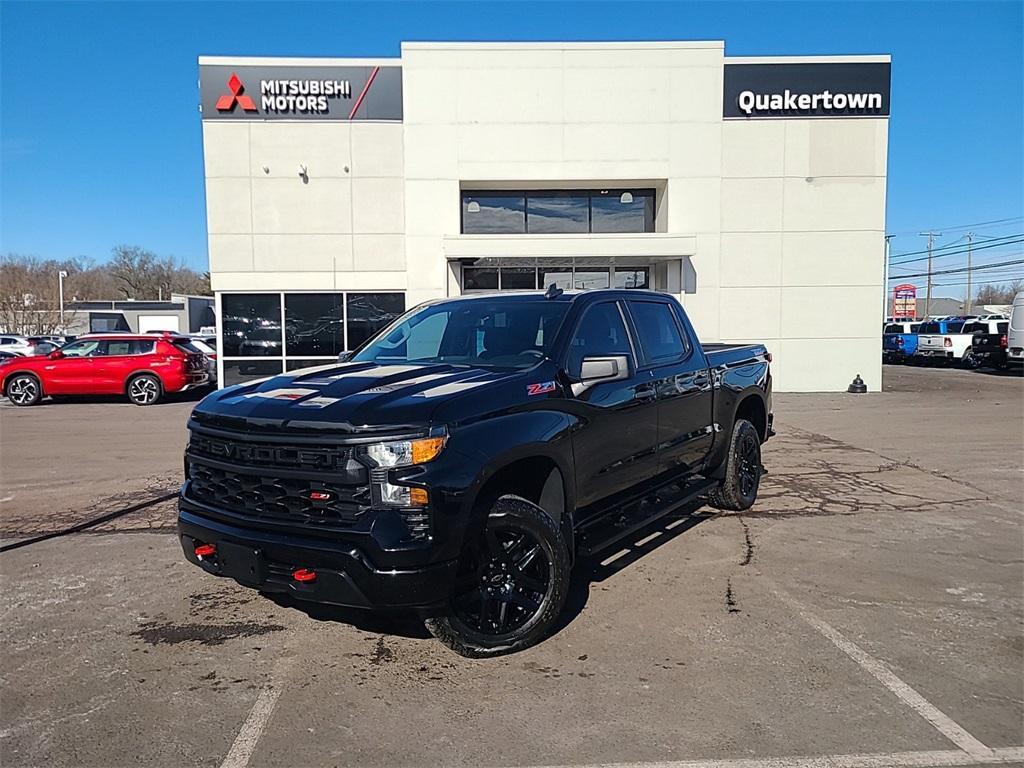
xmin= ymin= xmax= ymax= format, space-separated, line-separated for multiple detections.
xmin=708 ymin=419 xmax=761 ymax=512
xmin=961 ymin=347 xmax=980 ymax=369
xmin=425 ymin=494 xmax=570 ymax=658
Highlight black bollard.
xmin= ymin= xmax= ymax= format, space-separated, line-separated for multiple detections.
xmin=847 ymin=374 xmax=867 ymax=393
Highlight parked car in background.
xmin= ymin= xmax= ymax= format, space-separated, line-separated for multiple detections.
xmin=882 ymin=321 xmax=921 ymax=362
xmin=970 ymin=322 xmax=1010 ymax=369
xmin=187 ymin=337 xmax=218 ymax=385
xmin=916 ymin=317 xmax=1006 ymax=368
xmin=0 ymin=335 xmax=34 ymax=356
xmin=0 ymin=333 xmax=209 ymax=407
xmin=1008 ymin=291 xmax=1024 ymax=367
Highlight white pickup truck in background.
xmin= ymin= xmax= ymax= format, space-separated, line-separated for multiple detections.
xmin=916 ymin=317 xmax=1008 ymax=368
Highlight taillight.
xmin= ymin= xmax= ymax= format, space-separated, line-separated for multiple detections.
xmin=896 ymin=337 xmax=904 ymax=346
xmin=1001 ymin=335 xmax=1008 ymax=348
xmin=944 ymin=337 xmax=952 ymax=348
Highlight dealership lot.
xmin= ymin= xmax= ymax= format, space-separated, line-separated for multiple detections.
xmin=1 ymin=366 xmax=1021 ymax=767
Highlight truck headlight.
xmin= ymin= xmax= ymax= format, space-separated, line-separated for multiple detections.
xmin=365 ymin=433 xmax=446 ymax=468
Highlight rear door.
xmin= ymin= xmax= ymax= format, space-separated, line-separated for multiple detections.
xmin=99 ymin=338 xmax=157 ymax=393
xmin=625 ymin=298 xmax=714 ymax=476
xmin=564 ymin=300 xmax=660 ymax=514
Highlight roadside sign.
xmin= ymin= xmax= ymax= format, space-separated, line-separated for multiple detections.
xmin=893 ymin=284 xmax=917 ymax=319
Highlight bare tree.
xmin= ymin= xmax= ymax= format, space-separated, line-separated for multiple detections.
xmin=975 ymin=279 xmax=1024 ymax=306
xmin=0 ymin=255 xmax=69 ymax=334
xmin=0 ymin=248 xmax=211 ymax=333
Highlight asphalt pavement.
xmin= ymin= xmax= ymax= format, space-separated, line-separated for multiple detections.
xmin=1 ymin=365 xmax=1021 ymax=768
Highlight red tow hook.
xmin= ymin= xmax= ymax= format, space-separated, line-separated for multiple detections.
xmin=292 ymin=568 xmax=317 ymax=583
xmin=194 ymin=543 xmax=216 ymax=558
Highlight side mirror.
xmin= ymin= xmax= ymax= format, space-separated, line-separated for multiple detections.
xmin=48 ymin=350 xmax=64 ymax=360
xmin=572 ymin=355 xmax=629 ymax=396
xmin=337 ymin=350 xmax=352 ymax=363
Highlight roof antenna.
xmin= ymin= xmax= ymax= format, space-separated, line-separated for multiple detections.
xmin=544 ymin=283 xmax=564 ymax=300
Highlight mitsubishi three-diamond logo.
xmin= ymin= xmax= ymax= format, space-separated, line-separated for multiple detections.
xmin=215 ymin=73 xmax=258 ymax=113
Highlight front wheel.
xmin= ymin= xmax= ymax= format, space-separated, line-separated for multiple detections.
xmin=425 ymin=495 xmax=570 ymax=658
xmin=126 ymin=374 xmax=162 ymax=406
xmin=708 ymin=419 xmax=762 ymax=511
xmin=5 ymin=374 xmax=43 ymax=406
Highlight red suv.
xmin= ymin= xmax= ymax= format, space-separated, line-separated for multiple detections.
xmin=0 ymin=334 xmax=210 ymax=407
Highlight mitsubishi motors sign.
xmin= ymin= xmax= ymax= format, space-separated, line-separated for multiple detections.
xmin=199 ymin=62 xmax=402 ymax=121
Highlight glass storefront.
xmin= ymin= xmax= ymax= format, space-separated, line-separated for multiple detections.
xmin=218 ymin=291 xmax=405 ymax=385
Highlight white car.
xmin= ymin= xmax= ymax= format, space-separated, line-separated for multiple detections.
xmin=916 ymin=318 xmax=1006 ymax=368
xmin=0 ymin=335 xmax=34 ymax=356
xmin=1007 ymin=291 xmax=1024 ymax=366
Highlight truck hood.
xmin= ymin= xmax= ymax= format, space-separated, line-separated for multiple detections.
xmin=192 ymin=361 xmax=532 ymax=434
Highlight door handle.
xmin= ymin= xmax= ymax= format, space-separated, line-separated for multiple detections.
xmin=634 ymin=384 xmax=657 ymax=402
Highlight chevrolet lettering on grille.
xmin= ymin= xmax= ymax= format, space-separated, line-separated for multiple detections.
xmin=191 ymin=434 xmax=346 ymax=470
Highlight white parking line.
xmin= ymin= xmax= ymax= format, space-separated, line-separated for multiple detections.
xmin=219 ymin=658 xmax=292 ymax=768
xmin=522 ymin=746 xmax=1024 ymax=768
xmin=780 ymin=595 xmax=994 ymax=759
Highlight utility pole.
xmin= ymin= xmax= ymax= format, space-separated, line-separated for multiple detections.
xmin=965 ymin=232 xmax=973 ymax=315
xmin=918 ymin=231 xmax=941 ymax=317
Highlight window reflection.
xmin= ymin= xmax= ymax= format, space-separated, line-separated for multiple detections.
xmin=460 ymin=189 xmax=655 ymax=234
xmin=285 ymin=294 xmax=344 ymax=357
xmin=462 ymin=194 xmax=526 ymax=234
xmin=346 ymin=293 xmax=406 ymax=350
xmin=221 ymin=294 xmax=281 ymax=358
xmin=526 ymin=194 xmax=589 ymax=233
xmin=591 ymin=192 xmax=655 ymax=233
xmin=613 ymin=268 xmax=649 ymax=289
xmin=573 ymin=270 xmax=610 ymax=290
xmin=223 ymin=359 xmax=284 ymax=386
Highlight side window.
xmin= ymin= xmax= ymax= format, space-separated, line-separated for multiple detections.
xmin=566 ymin=302 xmax=632 ymax=377
xmin=106 ymin=341 xmax=133 ymax=356
xmin=884 ymin=324 xmax=901 ymax=334
xmin=61 ymin=340 xmax=104 ymax=358
xmin=628 ymin=300 xmax=686 ymax=364
xmin=910 ymin=324 xmax=922 ymax=332
xmin=131 ymin=340 xmax=157 ymax=355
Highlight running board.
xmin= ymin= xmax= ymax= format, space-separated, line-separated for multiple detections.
xmin=576 ymin=477 xmax=717 ymax=557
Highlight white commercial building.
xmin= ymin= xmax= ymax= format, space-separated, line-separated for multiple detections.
xmin=199 ymin=41 xmax=891 ymax=391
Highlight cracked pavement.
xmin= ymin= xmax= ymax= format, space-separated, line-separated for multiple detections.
xmin=0 ymin=365 xmax=1021 ymax=767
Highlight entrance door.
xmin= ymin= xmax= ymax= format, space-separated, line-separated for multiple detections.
xmin=563 ymin=300 xmax=661 ymax=516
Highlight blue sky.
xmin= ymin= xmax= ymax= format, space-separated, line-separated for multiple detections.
xmin=2 ymin=1 xmax=1022 ymax=297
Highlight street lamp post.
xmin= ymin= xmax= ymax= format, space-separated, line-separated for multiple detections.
xmin=58 ymin=270 xmax=69 ymax=334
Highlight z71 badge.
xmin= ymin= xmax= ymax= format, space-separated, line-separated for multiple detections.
xmin=526 ymin=381 xmax=557 ymax=396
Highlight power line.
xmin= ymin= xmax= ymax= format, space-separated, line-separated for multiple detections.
xmin=888 ymin=236 xmax=1024 ymax=266
xmin=889 ymin=233 xmax=1022 ymax=262
xmin=891 ymin=257 xmax=1024 ymax=280
xmin=888 ymin=215 xmax=1024 ymax=237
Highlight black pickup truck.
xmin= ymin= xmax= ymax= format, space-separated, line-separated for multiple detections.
xmin=971 ymin=321 xmax=1009 ymax=369
xmin=179 ymin=289 xmax=772 ymax=656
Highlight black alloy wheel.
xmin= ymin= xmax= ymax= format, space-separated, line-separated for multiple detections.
xmin=425 ymin=495 xmax=570 ymax=657
xmin=453 ymin=522 xmax=551 ymax=636
xmin=737 ymin=429 xmax=761 ymax=498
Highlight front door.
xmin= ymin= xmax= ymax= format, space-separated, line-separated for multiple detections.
xmin=564 ymin=300 xmax=660 ymax=516
xmin=42 ymin=339 xmax=103 ymax=394
xmin=625 ymin=299 xmax=714 ymax=476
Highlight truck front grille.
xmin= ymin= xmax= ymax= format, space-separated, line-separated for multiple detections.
xmin=187 ymin=462 xmax=371 ymax=525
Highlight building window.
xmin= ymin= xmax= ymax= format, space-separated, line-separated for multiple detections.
xmin=461 ymin=189 xmax=655 ymax=234
xmin=461 ymin=193 xmax=526 ymax=234
xmin=526 ymin=193 xmax=589 ymax=234
xmin=463 ymin=265 xmax=649 ymax=293
xmin=346 ymin=293 xmax=406 ymax=351
xmin=218 ymin=291 xmax=405 ymax=387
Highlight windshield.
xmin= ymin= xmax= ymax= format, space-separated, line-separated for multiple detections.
xmin=351 ymin=299 xmax=569 ymax=369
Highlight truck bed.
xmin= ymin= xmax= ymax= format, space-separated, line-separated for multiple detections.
xmin=702 ymin=343 xmax=769 ymax=368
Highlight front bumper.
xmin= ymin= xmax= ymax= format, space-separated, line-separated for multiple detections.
xmin=178 ymin=503 xmax=460 ymax=611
